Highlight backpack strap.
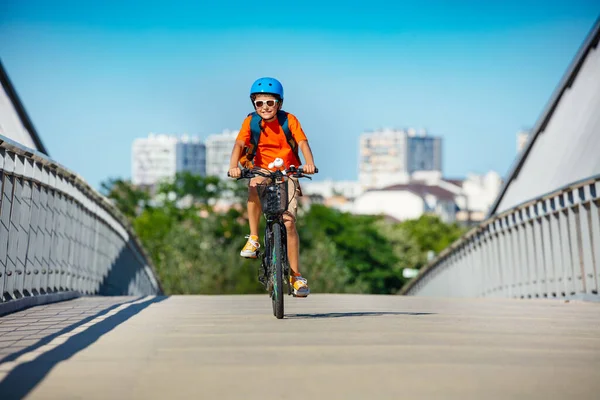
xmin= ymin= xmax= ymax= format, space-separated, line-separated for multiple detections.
xmin=246 ymin=112 xmax=262 ymax=161
xmin=276 ymin=111 xmax=300 ymax=162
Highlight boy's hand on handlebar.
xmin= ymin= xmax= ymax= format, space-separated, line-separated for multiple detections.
xmin=303 ymin=164 xmax=317 ymax=174
xmin=228 ymin=167 xmax=241 ymax=178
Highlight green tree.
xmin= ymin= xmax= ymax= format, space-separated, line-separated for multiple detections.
xmin=374 ymin=219 xmax=423 ymax=289
xmin=298 ymin=205 xmax=401 ymax=294
xmin=297 ymin=222 xmax=361 ymax=294
xmin=156 ymin=172 xmax=221 ymax=206
xmin=134 ymin=205 xmax=263 ymax=295
xmin=155 ymin=172 xmax=248 ymax=210
xmin=397 ymin=214 xmax=466 ymax=269
xmin=100 ymin=178 xmax=151 ymax=221
xmin=101 ymin=174 xmax=468 ymax=296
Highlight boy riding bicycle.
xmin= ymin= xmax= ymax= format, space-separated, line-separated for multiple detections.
xmin=228 ymin=77 xmax=317 ymax=297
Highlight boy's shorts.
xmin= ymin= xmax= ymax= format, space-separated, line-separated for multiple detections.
xmin=249 ymin=169 xmax=302 ymax=221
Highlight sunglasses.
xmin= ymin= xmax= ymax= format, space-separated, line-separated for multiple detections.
xmin=254 ymin=99 xmax=279 ymax=108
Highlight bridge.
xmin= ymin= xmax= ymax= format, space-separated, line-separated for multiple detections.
xmin=0 ymin=19 xmax=599 ymax=400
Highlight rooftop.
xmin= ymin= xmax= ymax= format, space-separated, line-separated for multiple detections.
xmin=373 ymin=182 xmax=456 ymax=201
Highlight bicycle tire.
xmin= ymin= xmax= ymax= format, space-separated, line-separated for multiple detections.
xmin=271 ymin=222 xmax=284 ymax=319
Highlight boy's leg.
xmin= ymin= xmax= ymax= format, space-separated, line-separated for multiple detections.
xmin=284 ymin=178 xmax=309 ymax=297
xmin=247 ymin=186 xmax=261 ymax=237
xmin=284 ymin=216 xmax=309 ymax=297
xmin=240 ymin=177 xmax=264 ymax=258
xmin=284 ymin=217 xmax=300 ymax=275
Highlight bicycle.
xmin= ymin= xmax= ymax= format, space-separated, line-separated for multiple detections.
xmin=229 ymin=161 xmax=317 ymax=319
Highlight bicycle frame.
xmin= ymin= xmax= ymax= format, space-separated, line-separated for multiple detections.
xmin=260 ymin=213 xmax=290 ymax=295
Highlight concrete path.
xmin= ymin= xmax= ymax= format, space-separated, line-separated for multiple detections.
xmin=0 ymin=294 xmax=599 ymax=399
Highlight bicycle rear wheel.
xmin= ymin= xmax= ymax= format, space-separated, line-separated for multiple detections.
xmin=271 ymin=222 xmax=284 ymax=319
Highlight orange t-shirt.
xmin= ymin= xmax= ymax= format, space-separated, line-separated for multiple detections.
xmin=236 ymin=113 xmax=307 ymax=170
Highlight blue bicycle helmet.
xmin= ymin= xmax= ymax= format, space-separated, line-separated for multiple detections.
xmin=250 ymin=77 xmax=284 ymax=100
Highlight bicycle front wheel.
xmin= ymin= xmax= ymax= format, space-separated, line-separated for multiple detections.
xmin=271 ymin=222 xmax=284 ymax=319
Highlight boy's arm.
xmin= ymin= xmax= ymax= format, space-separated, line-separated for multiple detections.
xmin=228 ymin=140 xmax=246 ymax=178
xmin=298 ymin=140 xmax=316 ymax=174
xmin=288 ymin=115 xmax=316 ymax=174
xmin=229 ymin=117 xmax=252 ymax=177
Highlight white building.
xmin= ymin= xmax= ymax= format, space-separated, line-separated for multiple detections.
xmin=206 ymin=130 xmax=238 ymax=178
xmin=300 ymin=179 xmax=364 ymax=213
xmin=353 ymin=183 xmax=457 ymax=223
xmin=359 ymin=128 xmax=442 ymax=190
xmin=456 ymin=171 xmax=503 ymax=220
xmin=301 ymin=179 xmax=364 ymax=200
xmin=132 ymin=133 xmax=206 ymax=186
xmin=348 ymin=170 xmax=502 ymax=224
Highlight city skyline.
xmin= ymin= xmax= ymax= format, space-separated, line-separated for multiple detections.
xmin=132 ymin=133 xmax=206 ymax=186
xmin=1 ymin=1 xmax=598 ymax=190
xmin=126 ymin=128 xmax=503 ymax=225
xmin=359 ymin=128 xmax=443 ymax=189
xmin=130 ymin=126 xmax=489 ymax=187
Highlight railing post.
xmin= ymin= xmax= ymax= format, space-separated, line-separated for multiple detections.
xmin=3 ymin=151 xmax=18 ymax=299
xmin=0 ymin=148 xmax=8 ymax=298
xmin=21 ymin=157 xmax=35 ymax=296
xmin=578 ymin=183 xmax=598 ymax=295
xmin=589 ymin=182 xmax=600 ymax=295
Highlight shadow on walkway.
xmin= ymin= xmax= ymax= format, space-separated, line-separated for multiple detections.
xmin=1 ymin=297 xmax=140 ymax=364
xmin=286 ymin=311 xmax=434 ymax=319
xmin=0 ymin=296 xmax=167 ymax=400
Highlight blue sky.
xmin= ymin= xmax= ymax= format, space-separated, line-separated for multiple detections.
xmin=1 ymin=0 xmax=599 ymax=190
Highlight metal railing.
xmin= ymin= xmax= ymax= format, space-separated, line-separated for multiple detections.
xmin=0 ymin=135 xmax=162 ymax=302
xmin=400 ymin=175 xmax=600 ymax=299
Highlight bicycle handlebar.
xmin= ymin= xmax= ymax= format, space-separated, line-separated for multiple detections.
xmin=227 ymin=165 xmax=318 ymax=180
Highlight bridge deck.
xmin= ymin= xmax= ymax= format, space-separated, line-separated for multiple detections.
xmin=0 ymin=295 xmax=599 ymax=399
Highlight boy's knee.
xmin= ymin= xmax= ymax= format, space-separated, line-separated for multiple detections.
xmin=283 ymin=215 xmax=296 ymax=231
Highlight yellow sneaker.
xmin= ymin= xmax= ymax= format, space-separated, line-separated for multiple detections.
xmin=240 ymin=235 xmax=260 ymax=258
xmin=290 ymin=275 xmax=310 ymax=297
